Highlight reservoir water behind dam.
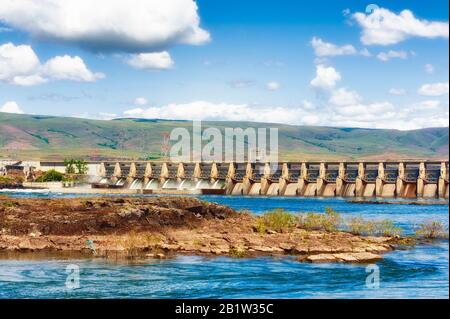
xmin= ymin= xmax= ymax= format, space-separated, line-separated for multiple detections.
xmin=0 ymin=192 xmax=448 ymax=299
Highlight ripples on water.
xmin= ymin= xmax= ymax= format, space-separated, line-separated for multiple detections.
xmin=0 ymin=191 xmax=448 ymax=299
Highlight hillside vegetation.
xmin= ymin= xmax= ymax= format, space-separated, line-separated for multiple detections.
xmin=0 ymin=113 xmax=448 ymax=161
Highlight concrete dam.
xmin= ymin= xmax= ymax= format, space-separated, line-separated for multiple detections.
xmin=90 ymin=160 xmax=449 ymax=199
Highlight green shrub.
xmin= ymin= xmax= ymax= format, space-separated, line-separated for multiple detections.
xmin=345 ymin=217 xmax=402 ymax=237
xmin=260 ymin=209 xmax=296 ymax=233
xmin=0 ymin=176 xmax=14 ymax=183
xmin=373 ymin=220 xmax=402 ymax=237
xmin=323 ymin=207 xmax=342 ymax=232
xmin=35 ymin=170 xmax=65 ymax=182
xmin=255 ymin=217 xmax=268 ymax=234
xmin=347 ymin=217 xmax=375 ymax=236
xmin=298 ymin=207 xmax=342 ymax=232
xmin=416 ymin=221 xmax=448 ymax=239
xmin=298 ymin=212 xmax=324 ymax=230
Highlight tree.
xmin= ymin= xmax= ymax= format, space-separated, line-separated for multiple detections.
xmin=64 ymin=159 xmax=76 ymax=174
xmin=75 ymin=160 xmax=88 ymax=175
xmin=65 ymin=159 xmax=88 ymax=175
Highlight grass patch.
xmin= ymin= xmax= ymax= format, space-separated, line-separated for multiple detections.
xmin=297 ymin=207 xmax=342 ymax=232
xmin=0 ymin=176 xmax=14 ymax=183
xmin=346 ymin=216 xmax=402 ymax=237
xmin=118 ymin=231 xmax=163 ymax=257
xmin=1 ymin=201 xmax=18 ymax=208
xmin=416 ymin=221 xmax=448 ymax=239
xmin=347 ymin=216 xmax=375 ymax=236
xmin=252 ymin=207 xmax=403 ymax=237
xmin=256 ymin=209 xmax=297 ymax=234
xmin=373 ymin=220 xmax=402 ymax=237
xmin=229 ymin=247 xmax=246 ymax=258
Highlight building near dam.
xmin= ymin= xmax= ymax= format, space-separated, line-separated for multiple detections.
xmin=2 ymin=160 xmax=448 ymax=199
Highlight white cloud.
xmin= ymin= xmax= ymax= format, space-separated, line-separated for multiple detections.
xmin=11 ymin=74 xmax=48 ymax=86
xmin=302 ymin=100 xmax=315 ymax=110
xmin=123 ymin=108 xmax=145 ymax=117
xmin=42 ymin=55 xmax=105 ymax=82
xmin=122 ymin=101 xmax=321 ymax=125
xmin=353 ymin=8 xmax=449 ymax=45
xmin=418 ymin=82 xmax=449 ymax=96
xmin=311 ymin=37 xmax=357 ymax=57
xmin=389 ymin=88 xmax=407 ymax=96
xmin=310 ymin=65 xmax=341 ymax=89
xmin=425 ymin=63 xmax=435 ymax=74
xmin=329 ymin=88 xmax=362 ymax=106
xmin=328 ymin=87 xmax=394 ymax=122
xmin=324 ymin=86 xmax=446 ymax=129
xmin=333 ymin=102 xmax=394 ymax=117
xmin=266 ymin=81 xmax=281 ymax=91
xmin=359 ymin=48 xmax=372 ymax=57
xmin=392 ymin=100 xmax=449 ymax=129
xmin=73 ymin=112 xmax=117 ymax=120
xmin=0 ymin=43 xmax=103 ymax=86
xmin=0 ymin=43 xmax=41 ymax=85
xmin=377 ymin=50 xmax=408 ymax=62
xmin=118 ymin=97 xmax=448 ymax=130
xmin=414 ymin=100 xmax=441 ymax=109
xmin=134 ymin=97 xmax=149 ymax=106
xmin=0 ymin=0 xmax=210 ymax=53
xmin=0 ymin=101 xmax=24 ymax=114
xmin=127 ymin=51 xmax=174 ymax=70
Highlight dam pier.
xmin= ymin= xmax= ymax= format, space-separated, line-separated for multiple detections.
xmin=3 ymin=160 xmax=448 ymax=199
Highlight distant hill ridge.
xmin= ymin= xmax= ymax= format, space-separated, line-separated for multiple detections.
xmin=0 ymin=113 xmax=448 ymax=161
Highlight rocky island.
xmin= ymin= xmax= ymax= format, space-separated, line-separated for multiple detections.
xmin=0 ymin=196 xmax=401 ymax=263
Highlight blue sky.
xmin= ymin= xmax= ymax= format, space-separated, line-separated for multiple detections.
xmin=0 ymin=0 xmax=448 ymax=129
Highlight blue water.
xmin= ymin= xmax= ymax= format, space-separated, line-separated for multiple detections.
xmin=0 ymin=192 xmax=448 ymax=299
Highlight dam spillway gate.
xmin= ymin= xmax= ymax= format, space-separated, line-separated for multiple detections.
xmin=93 ymin=161 xmax=449 ymax=199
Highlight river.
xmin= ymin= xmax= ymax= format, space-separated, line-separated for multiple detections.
xmin=0 ymin=191 xmax=448 ymax=299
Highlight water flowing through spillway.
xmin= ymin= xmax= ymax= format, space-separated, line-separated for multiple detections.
xmin=144 ymin=179 xmax=158 ymax=190
xmin=195 ymin=180 xmax=211 ymax=189
xmin=162 ymin=179 xmax=180 ymax=189
xmin=211 ymin=180 xmax=223 ymax=189
xmin=129 ymin=179 xmax=143 ymax=190
xmin=115 ymin=178 xmax=125 ymax=186
xmin=177 ymin=180 xmax=186 ymax=190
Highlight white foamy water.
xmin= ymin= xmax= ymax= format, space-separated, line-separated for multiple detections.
xmin=0 ymin=189 xmax=51 ymax=194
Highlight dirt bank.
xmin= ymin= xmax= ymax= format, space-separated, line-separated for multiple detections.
xmin=0 ymin=196 xmax=396 ymax=263
xmin=0 ymin=181 xmax=23 ymax=189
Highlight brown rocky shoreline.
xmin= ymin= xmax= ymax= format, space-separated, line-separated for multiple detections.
xmin=0 ymin=196 xmax=398 ymax=263
xmin=0 ymin=181 xmax=23 ymax=189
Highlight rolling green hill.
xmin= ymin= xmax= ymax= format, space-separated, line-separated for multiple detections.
xmin=0 ymin=113 xmax=448 ymax=161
